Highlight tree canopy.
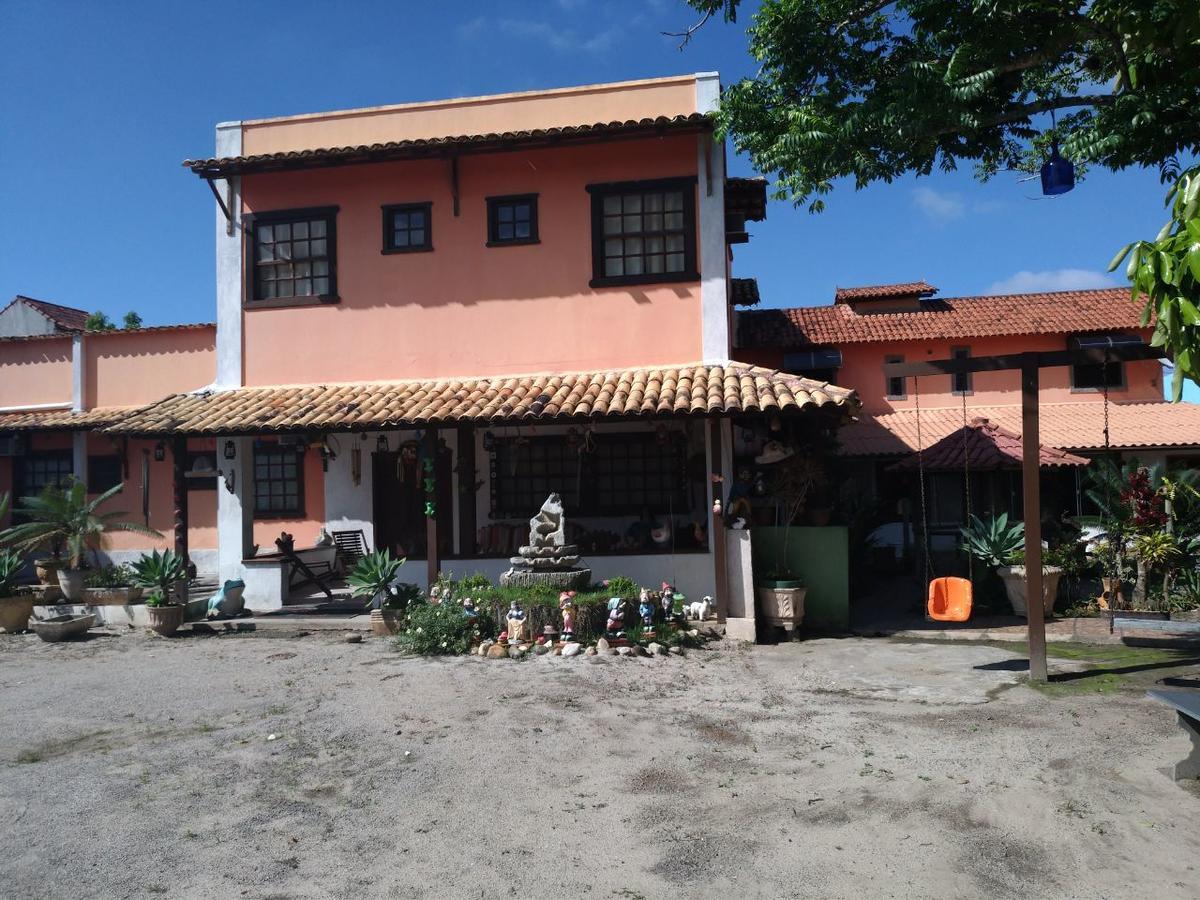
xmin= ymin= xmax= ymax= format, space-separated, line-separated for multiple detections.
xmin=686 ymin=0 xmax=1199 ymax=395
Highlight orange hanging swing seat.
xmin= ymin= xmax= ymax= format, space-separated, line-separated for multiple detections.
xmin=928 ymin=576 xmax=973 ymax=622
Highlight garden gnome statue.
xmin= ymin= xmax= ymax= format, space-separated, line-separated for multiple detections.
xmin=638 ymin=588 xmax=657 ymax=628
xmin=461 ymin=596 xmax=478 ymax=623
xmin=506 ymin=600 xmax=527 ymax=645
xmin=606 ymin=596 xmax=628 ymax=637
xmin=559 ymin=590 xmax=577 ymax=640
xmin=661 ymin=582 xmax=680 ymax=622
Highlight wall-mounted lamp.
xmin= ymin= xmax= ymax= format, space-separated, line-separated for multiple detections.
xmin=223 ymin=469 xmax=236 ymax=494
xmin=376 ymin=434 xmax=389 ymax=453
xmin=153 ymin=441 xmax=166 ymax=462
xmin=224 ymin=440 xmax=237 ymax=460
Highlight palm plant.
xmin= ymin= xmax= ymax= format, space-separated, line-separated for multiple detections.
xmin=1 ymin=479 xmax=161 ymax=570
xmin=347 ymin=550 xmax=411 ymax=610
xmin=128 ymin=550 xmax=187 ymax=607
xmin=0 ymin=549 xmax=23 ymax=597
xmin=960 ymin=513 xmax=1025 ymax=569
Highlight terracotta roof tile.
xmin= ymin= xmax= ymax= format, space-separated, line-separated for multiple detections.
xmin=740 ymin=288 xmax=1146 ymax=348
xmin=725 ymin=177 xmax=767 ymax=222
xmin=0 ymin=407 xmax=140 ymax=433
xmin=887 ymin=418 xmax=1088 ymax=470
xmin=105 ymin=362 xmax=857 ymax=436
xmin=2 ymin=296 xmax=90 ymax=332
xmin=184 ymin=114 xmax=711 ymax=178
xmin=839 ymin=401 xmax=1200 ymax=455
xmin=731 ymin=277 xmax=760 ymax=307
xmin=834 ymin=281 xmax=938 ymax=303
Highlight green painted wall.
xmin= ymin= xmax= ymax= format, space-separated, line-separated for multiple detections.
xmin=751 ymin=526 xmax=850 ymax=630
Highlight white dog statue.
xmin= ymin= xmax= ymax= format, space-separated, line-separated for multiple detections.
xmin=687 ymin=596 xmax=713 ymax=621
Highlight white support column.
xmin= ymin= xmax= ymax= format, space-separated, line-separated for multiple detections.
xmin=214 ymin=121 xmax=243 ymax=389
xmin=695 ymin=72 xmax=729 ymax=361
xmin=71 ymin=332 xmax=87 ymax=487
xmin=217 ymin=436 xmax=254 ymax=584
xmin=323 ymin=432 xmax=376 ymax=551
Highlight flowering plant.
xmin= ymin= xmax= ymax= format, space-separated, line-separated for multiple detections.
xmin=396 ymin=600 xmax=478 ymax=655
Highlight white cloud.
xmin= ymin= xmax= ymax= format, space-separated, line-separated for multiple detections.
xmin=456 ymin=16 xmax=487 ymax=41
xmin=986 ymin=269 xmax=1119 ymax=295
xmin=912 ymin=187 xmax=966 ymax=222
xmin=496 ymin=18 xmax=620 ymax=54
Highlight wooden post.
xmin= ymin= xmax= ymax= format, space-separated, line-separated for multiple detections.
xmin=1021 ymin=359 xmax=1048 ymax=682
xmin=172 ymin=436 xmax=190 ymax=599
xmin=424 ymin=428 xmax=439 ymax=588
xmin=709 ymin=418 xmax=729 ymax=623
xmin=456 ymin=424 xmax=477 ymax=557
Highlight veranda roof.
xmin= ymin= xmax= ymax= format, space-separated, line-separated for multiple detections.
xmin=104 ymin=362 xmax=857 ymax=437
xmin=0 ymin=407 xmax=138 ymax=434
xmin=887 ymin=418 xmax=1088 ymax=471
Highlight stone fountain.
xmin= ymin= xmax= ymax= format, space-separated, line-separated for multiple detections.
xmin=500 ymin=493 xmax=591 ymax=590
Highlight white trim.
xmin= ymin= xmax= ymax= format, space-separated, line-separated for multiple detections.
xmin=696 ymin=132 xmax=729 ymax=360
xmin=215 ymin=121 xmax=243 ymax=390
xmin=71 ymin=334 xmax=84 ymax=412
xmin=0 ymin=402 xmax=72 ymax=413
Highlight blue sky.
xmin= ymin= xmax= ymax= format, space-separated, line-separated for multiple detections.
xmin=2 ymin=0 xmax=1194 ymax=399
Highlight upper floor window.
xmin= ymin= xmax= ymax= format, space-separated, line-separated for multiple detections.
xmin=587 ymin=177 xmax=697 ymax=287
xmin=487 ymin=194 xmax=538 ymax=246
xmin=247 ymin=207 xmax=337 ymax=306
xmin=382 ymin=202 xmax=432 ymax=253
xmin=951 ymin=346 xmax=972 ymax=394
xmin=254 ymin=445 xmax=305 ymax=518
xmin=885 ymin=354 xmax=907 ymax=400
xmin=1070 ymin=333 xmax=1134 ymax=391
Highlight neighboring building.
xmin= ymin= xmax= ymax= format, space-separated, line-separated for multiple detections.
xmin=738 ymin=282 xmax=1200 ymax=539
xmin=67 ymin=74 xmax=857 ymax=635
xmin=0 ymin=296 xmax=90 ymax=338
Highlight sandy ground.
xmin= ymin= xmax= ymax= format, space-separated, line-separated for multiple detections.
xmin=0 ymin=630 xmax=1197 ymax=900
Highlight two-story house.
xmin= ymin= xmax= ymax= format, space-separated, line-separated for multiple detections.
xmin=737 ymin=281 xmax=1200 ymax=546
xmin=86 ymin=74 xmax=858 ymax=637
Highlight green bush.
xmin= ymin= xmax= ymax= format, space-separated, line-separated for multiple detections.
xmin=475 ymin=585 xmax=614 ymax=642
xmin=457 ymin=573 xmax=493 ymax=593
xmin=85 ymin=564 xmax=134 ymax=588
xmin=396 ymin=600 xmax=481 ymax=655
xmin=603 ymin=576 xmax=640 ymax=599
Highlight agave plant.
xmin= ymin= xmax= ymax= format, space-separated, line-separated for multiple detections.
xmin=347 ymin=550 xmax=411 ymax=610
xmin=1 ymin=479 xmax=161 ymax=570
xmin=128 ymin=550 xmax=188 ymax=607
xmin=960 ymin=513 xmax=1025 ymax=569
xmin=0 ymin=549 xmax=23 ymax=597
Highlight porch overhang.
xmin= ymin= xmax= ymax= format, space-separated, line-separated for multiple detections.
xmin=102 ymin=362 xmax=858 ymax=437
xmin=0 ymin=406 xmax=138 ymax=434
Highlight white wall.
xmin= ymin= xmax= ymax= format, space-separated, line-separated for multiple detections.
xmin=0 ymin=301 xmax=57 ymax=338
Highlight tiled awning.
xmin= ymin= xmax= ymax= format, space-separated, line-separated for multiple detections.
xmin=887 ymin=418 xmax=1088 ymax=470
xmin=104 ymin=362 xmax=857 ymax=436
xmin=839 ymin=401 xmax=1200 ymax=456
xmin=0 ymin=407 xmax=137 ymax=434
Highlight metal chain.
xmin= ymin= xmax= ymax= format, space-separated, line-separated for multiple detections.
xmin=961 ymin=388 xmax=972 ymax=582
xmin=914 ymin=376 xmax=932 ymax=587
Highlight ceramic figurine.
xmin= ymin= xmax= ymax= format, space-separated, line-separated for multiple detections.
xmin=638 ymin=588 xmax=657 ymax=628
xmin=559 ymin=590 xmax=577 ymax=640
xmin=505 ymin=600 xmax=527 ymax=645
xmin=660 ymin=582 xmax=680 ymax=621
xmin=461 ymin=596 xmax=478 ymax=623
xmin=606 ymin=596 xmax=628 ymax=637
xmin=429 ymin=585 xmax=442 ymax=604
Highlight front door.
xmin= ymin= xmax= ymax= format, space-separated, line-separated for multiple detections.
xmin=372 ymin=442 xmax=453 ymax=560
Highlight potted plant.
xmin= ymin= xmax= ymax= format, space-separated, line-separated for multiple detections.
xmin=348 ymin=550 xmax=418 ymax=635
xmin=960 ymin=513 xmax=1052 ymax=616
xmin=0 ymin=547 xmax=32 ymax=634
xmin=2 ymin=480 xmax=161 ymax=602
xmin=84 ymin=564 xmax=143 ymax=605
xmin=129 ymin=550 xmax=188 ymax=636
xmin=756 ymin=571 xmax=807 ymax=636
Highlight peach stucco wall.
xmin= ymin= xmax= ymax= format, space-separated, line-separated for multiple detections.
xmin=0 ymin=337 xmax=72 ymax=408
xmin=250 ymin=446 xmax=325 ymax=550
xmin=84 ymin=327 xmax=215 ymax=409
xmin=241 ymin=75 xmax=700 ymax=155
xmin=743 ymin=332 xmax=1162 ymax=414
xmin=241 ymin=135 xmax=704 ymax=385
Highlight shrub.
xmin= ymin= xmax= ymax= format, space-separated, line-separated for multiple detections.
xmin=397 ymin=600 xmax=480 ymax=655
xmin=458 ymin=573 xmax=493 ymax=593
xmin=475 ymin=585 xmax=615 ymax=642
xmin=129 ymin=550 xmax=187 ymax=607
xmin=85 ymin=564 xmax=134 ymax=588
xmin=604 ymin=576 xmax=640 ymax=599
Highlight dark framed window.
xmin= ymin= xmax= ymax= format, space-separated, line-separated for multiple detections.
xmin=253 ymin=445 xmax=305 ymax=518
xmin=87 ymin=456 xmax=123 ymax=493
xmin=382 ymin=202 xmax=433 ymax=253
xmin=951 ymin=346 xmax=972 ymax=394
xmin=246 ymin=207 xmax=337 ymax=306
xmin=1071 ymin=360 xmax=1125 ymax=391
xmin=885 ymin=354 xmax=907 ymax=400
xmin=490 ymin=433 xmax=687 ymax=518
xmin=587 ymin=177 xmax=698 ymax=287
xmin=486 ymin=194 xmax=538 ymax=246
xmin=15 ymin=451 xmax=73 ymax=500
xmin=185 ymin=451 xmax=218 ymax=491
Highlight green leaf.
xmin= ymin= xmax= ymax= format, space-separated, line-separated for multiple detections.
xmin=1107 ymin=244 xmax=1133 ymax=272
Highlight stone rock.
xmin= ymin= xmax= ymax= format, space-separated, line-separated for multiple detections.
xmin=605 ymin=648 xmax=618 ymax=656
xmin=616 ymin=646 xmax=633 ymax=657
xmin=633 ymin=644 xmax=651 ymax=657
xmin=533 ymin=643 xmax=549 ymax=655
xmin=584 ymin=646 xmax=597 ymax=656
xmin=561 ymin=642 xmax=582 ymax=657
xmin=478 ymin=640 xmax=495 ymax=656
xmin=508 ymin=646 xmax=525 ymax=660
xmin=647 ymin=642 xmax=667 ymax=656
xmin=518 ymin=643 xmax=532 ymax=653
xmin=344 ymin=632 xmax=363 ymax=643
xmin=687 ymin=629 xmax=700 ymax=638
xmin=596 ymin=637 xmax=611 ymax=652
xmin=487 ymin=644 xmax=509 ymax=659
xmin=668 ymin=645 xmax=684 ymax=655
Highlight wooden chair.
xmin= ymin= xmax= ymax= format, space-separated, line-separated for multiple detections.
xmin=332 ymin=529 xmax=369 ymax=570
xmin=275 ymin=537 xmax=336 ymax=600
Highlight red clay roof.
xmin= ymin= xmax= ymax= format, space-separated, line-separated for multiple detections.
xmin=731 ymin=278 xmax=760 ymax=307
xmin=740 ymin=287 xmax=1146 ymax=348
xmin=0 ymin=322 xmax=215 ymax=344
xmin=839 ymin=401 xmax=1200 ymax=455
xmin=887 ymin=418 xmax=1088 ymax=470
xmin=0 ymin=406 xmax=141 ymax=433
xmin=3 ymin=296 xmax=90 ymax=332
xmin=834 ymin=281 xmax=938 ymax=303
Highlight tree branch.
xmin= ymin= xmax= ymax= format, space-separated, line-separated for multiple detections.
xmin=663 ymin=11 xmax=713 ymax=50
xmin=942 ymin=95 xmax=1115 ymax=134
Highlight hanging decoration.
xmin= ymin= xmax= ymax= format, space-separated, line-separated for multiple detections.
xmin=422 ymin=454 xmax=436 ymax=520
xmin=1040 ymin=108 xmax=1075 ymax=196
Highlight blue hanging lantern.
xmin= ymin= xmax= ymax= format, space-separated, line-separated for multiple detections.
xmin=1040 ymin=140 xmax=1075 ymax=195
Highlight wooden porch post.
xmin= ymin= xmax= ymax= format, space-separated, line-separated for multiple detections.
xmin=456 ymin=424 xmax=477 ymax=557
xmin=424 ymin=427 xmax=439 ymax=588
xmin=1021 ymin=358 xmax=1048 ymax=682
xmin=709 ymin=417 xmax=729 ymax=623
xmin=172 ymin=436 xmax=190 ymax=596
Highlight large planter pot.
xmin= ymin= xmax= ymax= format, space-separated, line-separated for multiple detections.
xmin=996 ymin=566 xmax=1063 ymax=618
xmin=370 ymin=608 xmax=405 ymax=636
xmin=146 ymin=604 xmax=185 ymax=637
xmin=0 ymin=595 xmax=34 ymax=633
xmin=1098 ymin=576 xmax=1125 ymax=610
xmin=756 ymin=584 xmax=807 ymax=638
xmin=83 ymin=587 xmax=144 ymax=605
xmin=35 ymin=558 xmax=64 ymax=585
xmin=57 ymin=568 xmax=87 ymax=602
